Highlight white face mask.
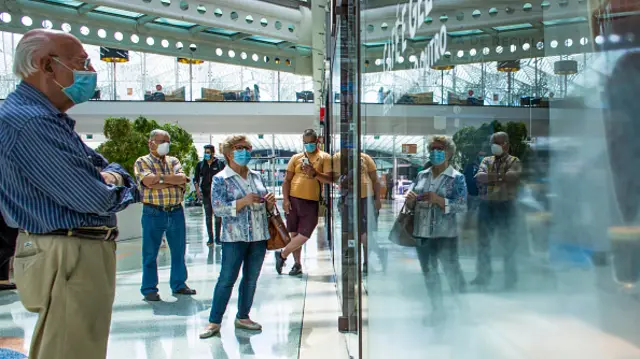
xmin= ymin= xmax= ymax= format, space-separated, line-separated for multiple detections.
xmin=491 ymin=144 xmax=504 ymax=156
xmin=157 ymin=143 xmax=170 ymax=156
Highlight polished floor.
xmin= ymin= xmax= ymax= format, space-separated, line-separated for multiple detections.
xmin=0 ymin=206 xmax=346 ymax=359
xmin=2 ymin=200 xmax=640 ymax=359
xmin=359 ymin=199 xmax=640 ymax=359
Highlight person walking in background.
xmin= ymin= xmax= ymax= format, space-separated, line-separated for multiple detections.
xmin=0 ymin=213 xmax=18 ymax=291
xmin=471 ymin=132 xmax=522 ymax=290
xmin=135 ymin=129 xmax=196 ymax=302
xmin=405 ymin=135 xmax=467 ymax=325
xmin=386 ymin=170 xmax=395 ymax=200
xmin=200 ymin=135 xmax=276 ymax=339
xmin=194 ymin=144 xmax=226 ymax=246
xmin=0 ymin=29 xmax=139 ymax=359
xmin=463 ymin=148 xmax=487 ymax=211
xmin=277 ymin=129 xmax=332 ymax=276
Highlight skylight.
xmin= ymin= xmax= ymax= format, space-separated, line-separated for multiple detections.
xmin=93 ymin=6 xmax=144 ymax=19
xmin=153 ymin=18 xmax=197 ymax=28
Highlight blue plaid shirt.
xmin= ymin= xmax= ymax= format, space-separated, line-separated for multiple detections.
xmin=0 ymin=82 xmax=139 ymax=233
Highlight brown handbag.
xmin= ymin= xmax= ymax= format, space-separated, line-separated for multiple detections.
xmin=266 ymin=206 xmax=291 ymax=250
xmin=388 ymin=203 xmax=417 ymax=247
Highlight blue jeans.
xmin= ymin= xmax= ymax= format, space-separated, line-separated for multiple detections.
xmin=208 ymin=240 xmax=267 ymax=324
xmin=141 ymin=205 xmax=188 ymax=295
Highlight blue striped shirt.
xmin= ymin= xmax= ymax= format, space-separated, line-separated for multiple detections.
xmin=0 ymin=82 xmax=139 ymax=233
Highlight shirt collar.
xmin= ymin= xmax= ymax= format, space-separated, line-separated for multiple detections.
xmin=220 ymin=165 xmax=259 ymax=179
xmin=14 ymin=81 xmax=76 ymax=130
xmin=426 ymin=165 xmax=455 ymax=178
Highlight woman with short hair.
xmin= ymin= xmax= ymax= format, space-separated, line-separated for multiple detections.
xmin=200 ymin=135 xmax=276 ymax=339
xmin=405 ymin=135 xmax=468 ymax=325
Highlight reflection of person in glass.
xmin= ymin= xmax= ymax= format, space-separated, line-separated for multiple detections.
xmin=405 ymin=136 xmax=467 ymax=325
xmin=472 ymin=132 xmax=522 ymax=289
xmin=332 ymin=152 xmax=386 ymax=273
xmin=605 ymin=52 xmax=640 ymax=286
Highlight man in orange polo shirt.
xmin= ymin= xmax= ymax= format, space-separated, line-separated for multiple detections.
xmin=276 ymin=129 xmax=332 ymax=276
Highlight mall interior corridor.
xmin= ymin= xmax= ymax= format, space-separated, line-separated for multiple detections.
xmin=0 ymin=205 xmax=348 ymax=359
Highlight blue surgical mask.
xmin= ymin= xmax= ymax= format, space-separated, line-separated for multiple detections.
xmin=53 ymin=58 xmax=97 ymax=104
xmin=204 ymin=153 xmax=211 ymax=161
xmin=430 ymin=150 xmax=446 ymax=165
xmin=233 ymin=149 xmax=252 ymax=166
xmin=304 ymin=143 xmax=317 ymax=153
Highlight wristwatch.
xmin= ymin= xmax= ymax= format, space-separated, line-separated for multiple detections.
xmin=159 ymin=174 xmax=165 ymax=184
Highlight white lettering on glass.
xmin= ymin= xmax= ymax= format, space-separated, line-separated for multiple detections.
xmin=379 ymin=0 xmax=448 ymax=115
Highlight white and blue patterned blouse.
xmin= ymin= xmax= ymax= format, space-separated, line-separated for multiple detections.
xmin=409 ymin=165 xmax=468 ymax=239
xmin=212 ymin=166 xmax=270 ymax=243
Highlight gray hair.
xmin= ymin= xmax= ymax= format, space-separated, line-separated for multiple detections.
xmin=490 ymin=131 xmax=509 ymax=143
xmin=149 ymin=129 xmax=170 ymax=140
xmin=428 ymin=135 xmax=457 ymax=160
xmin=13 ymin=30 xmax=65 ymax=80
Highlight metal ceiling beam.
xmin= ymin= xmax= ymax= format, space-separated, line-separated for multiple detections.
xmin=362 ymin=0 xmax=588 ymax=44
xmin=0 ymin=0 xmax=312 ymax=75
xmin=137 ymin=15 xmax=159 ymax=26
xmin=77 ymin=4 xmax=99 ymax=16
xmin=79 ymin=0 xmax=310 ymax=45
xmin=188 ymin=25 xmax=208 ymax=34
xmin=231 ymin=32 xmax=252 ymax=41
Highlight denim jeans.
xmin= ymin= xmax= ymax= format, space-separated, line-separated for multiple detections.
xmin=415 ymin=237 xmax=466 ymax=311
xmin=141 ymin=205 xmax=188 ymax=295
xmin=208 ymin=240 xmax=267 ymax=324
xmin=476 ymin=200 xmax=518 ymax=285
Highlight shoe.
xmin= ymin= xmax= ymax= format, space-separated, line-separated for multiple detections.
xmin=289 ymin=263 xmax=303 ymax=276
xmin=235 ymin=318 xmax=262 ymax=331
xmin=144 ymin=292 xmax=161 ymax=302
xmin=275 ymin=250 xmax=286 ymax=275
xmin=215 ymin=239 xmax=222 ymax=245
xmin=0 ymin=283 xmax=17 ymax=291
xmin=200 ymin=324 xmax=221 ymax=339
xmin=206 ymin=240 xmax=214 ymax=247
xmin=173 ymin=286 xmax=197 ymax=295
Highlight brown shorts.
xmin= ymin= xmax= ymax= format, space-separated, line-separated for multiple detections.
xmin=287 ymin=197 xmax=319 ymax=238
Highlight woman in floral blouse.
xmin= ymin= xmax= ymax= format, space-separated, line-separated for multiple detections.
xmin=406 ymin=135 xmax=468 ymax=325
xmin=200 ymin=135 xmax=276 ymax=339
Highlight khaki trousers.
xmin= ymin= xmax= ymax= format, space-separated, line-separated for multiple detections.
xmin=13 ymin=233 xmax=117 ymax=359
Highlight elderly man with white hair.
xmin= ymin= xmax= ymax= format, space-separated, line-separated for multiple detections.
xmin=134 ymin=129 xmax=196 ymax=302
xmin=0 ymin=29 xmax=139 ymax=359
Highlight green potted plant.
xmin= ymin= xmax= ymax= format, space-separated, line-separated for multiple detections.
xmin=96 ymin=116 xmax=199 ymax=240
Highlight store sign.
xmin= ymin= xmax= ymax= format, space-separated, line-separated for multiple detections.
xmin=402 ymin=144 xmax=418 ymax=154
xmin=382 ymin=0 xmax=448 ymax=114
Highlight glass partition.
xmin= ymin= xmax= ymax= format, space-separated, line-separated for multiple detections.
xmin=357 ymin=0 xmax=640 ymax=358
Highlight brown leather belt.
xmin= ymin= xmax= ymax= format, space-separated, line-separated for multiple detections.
xmin=23 ymin=227 xmax=119 ymax=241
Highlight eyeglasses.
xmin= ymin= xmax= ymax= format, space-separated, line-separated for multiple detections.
xmin=233 ymin=145 xmax=252 ymax=151
xmin=52 ymin=55 xmax=92 ymax=71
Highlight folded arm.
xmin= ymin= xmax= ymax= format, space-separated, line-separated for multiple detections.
xmin=14 ymin=118 xmax=138 ymax=215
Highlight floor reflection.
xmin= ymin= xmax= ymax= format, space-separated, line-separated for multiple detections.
xmin=0 ymin=206 xmax=307 ymax=359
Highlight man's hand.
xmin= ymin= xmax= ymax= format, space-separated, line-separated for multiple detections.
xmin=195 ymin=188 xmax=202 ymax=200
xmin=101 ymin=172 xmax=122 ymax=186
xmin=375 ymin=198 xmax=382 ymax=210
xmin=283 ymin=198 xmax=292 ymax=214
xmin=302 ymin=164 xmax=316 ymax=177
